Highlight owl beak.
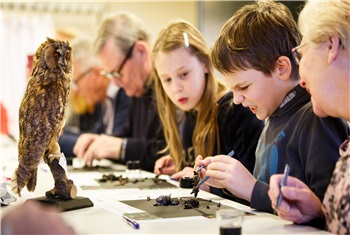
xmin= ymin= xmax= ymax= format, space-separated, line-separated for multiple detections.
xmin=58 ymin=59 xmax=67 ymax=68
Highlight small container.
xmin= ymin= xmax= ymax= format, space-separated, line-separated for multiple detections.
xmin=125 ymin=160 xmax=141 ymax=179
xmin=179 ymin=177 xmax=194 ymax=188
xmin=216 ymin=209 xmax=244 ymax=235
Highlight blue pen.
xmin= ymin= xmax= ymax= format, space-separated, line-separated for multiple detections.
xmin=122 ymin=215 xmax=140 ymax=229
xmin=276 ymin=164 xmax=290 ymax=209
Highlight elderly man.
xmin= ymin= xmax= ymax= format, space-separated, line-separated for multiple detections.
xmin=59 ymin=37 xmax=131 ymax=157
xmin=73 ymin=12 xmax=166 ymax=172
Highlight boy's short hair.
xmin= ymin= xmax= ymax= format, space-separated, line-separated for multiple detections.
xmin=211 ymin=1 xmax=301 ymax=80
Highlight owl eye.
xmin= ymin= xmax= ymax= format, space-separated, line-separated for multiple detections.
xmin=53 ymin=52 xmax=59 ymax=59
xmin=65 ymin=53 xmax=70 ymax=60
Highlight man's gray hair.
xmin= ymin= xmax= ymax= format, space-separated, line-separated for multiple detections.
xmin=94 ymin=12 xmax=150 ymax=55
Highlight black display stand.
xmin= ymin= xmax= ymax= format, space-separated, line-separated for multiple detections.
xmin=28 ymin=196 xmax=94 ymax=212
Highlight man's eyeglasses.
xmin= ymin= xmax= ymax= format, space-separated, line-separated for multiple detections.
xmin=101 ymin=42 xmax=135 ymax=80
xmin=71 ymin=67 xmax=92 ymax=91
xmin=292 ymin=43 xmax=308 ymax=65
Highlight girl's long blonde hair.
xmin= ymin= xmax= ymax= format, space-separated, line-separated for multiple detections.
xmin=152 ymin=20 xmax=227 ymax=171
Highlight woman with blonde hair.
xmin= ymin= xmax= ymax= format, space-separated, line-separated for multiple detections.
xmin=152 ymin=20 xmax=263 ymax=198
xmin=268 ymin=0 xmax=350 ymax=233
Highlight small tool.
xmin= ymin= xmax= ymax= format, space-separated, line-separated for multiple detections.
xmin=191 ymin=150 xmax=235 ymax=198
xmin=276 ymin=164 xmax=290 ymax=209
xmin=195 ymin=165 xmax=205 ymax=172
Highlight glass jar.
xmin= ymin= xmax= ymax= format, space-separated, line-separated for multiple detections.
xmin=125 ymin=160 xmax=141 ymax=179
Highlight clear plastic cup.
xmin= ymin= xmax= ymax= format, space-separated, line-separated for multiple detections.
xmin=216 ymin=209 xmax=244 ymax=235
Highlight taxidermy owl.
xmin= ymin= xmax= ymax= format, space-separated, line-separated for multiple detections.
xmin=11 ymin=38 xmax=77 ymax=200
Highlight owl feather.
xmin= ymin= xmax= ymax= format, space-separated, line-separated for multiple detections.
xmin=11 ymin=38 xmax=73 ymax=196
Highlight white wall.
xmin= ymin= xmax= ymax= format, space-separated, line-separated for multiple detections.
xmin=49 ymin=2 xmax=198 ymax=42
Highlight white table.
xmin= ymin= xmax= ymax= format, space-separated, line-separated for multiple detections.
xmin=1 ymin=137 xmax=330 ymax=234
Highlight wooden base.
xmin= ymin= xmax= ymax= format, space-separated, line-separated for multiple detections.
xmin=28 ymin=196 xmax=94 ymax=212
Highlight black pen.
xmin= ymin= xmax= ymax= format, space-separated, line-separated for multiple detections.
xmin=122 ymin=215 xmax=140 ymax=229
xmin=276 ymin=164 xmax=290 ymax=209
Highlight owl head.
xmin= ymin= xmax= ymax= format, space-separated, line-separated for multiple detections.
xmin=33 ymin=38 xmax=73 ymax=74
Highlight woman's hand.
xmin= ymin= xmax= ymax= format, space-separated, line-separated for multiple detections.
xmin=268 ymin=175 xmax=324 ymax=224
